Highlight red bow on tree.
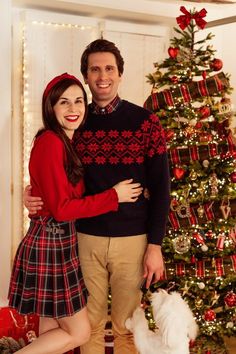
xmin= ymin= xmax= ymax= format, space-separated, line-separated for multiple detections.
xmin=176 ymin=6 xmax=207 ymax=30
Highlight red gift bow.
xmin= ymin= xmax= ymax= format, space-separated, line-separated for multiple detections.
xmin=176 ymin=6 xmax=207 ymax=30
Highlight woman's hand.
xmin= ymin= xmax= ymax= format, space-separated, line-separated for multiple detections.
xmin=113 ymin=179 xmax=143 ymax=203
xmin=23 ymin=185 xmax=43 ymax=214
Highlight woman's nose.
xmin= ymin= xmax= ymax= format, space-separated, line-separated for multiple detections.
xmin=69 ymin=103 xmax=76 ymax=111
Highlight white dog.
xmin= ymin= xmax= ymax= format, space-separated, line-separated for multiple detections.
xmin=125 ymin=290 xmax=198 ymax=354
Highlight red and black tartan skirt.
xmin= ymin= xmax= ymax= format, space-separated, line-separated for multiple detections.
xmin=8 ymin=216 xmax=88 ymax=318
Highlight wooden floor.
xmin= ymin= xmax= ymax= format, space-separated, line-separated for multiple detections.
xmin=224 ymin=337 xmax=236 ymax=354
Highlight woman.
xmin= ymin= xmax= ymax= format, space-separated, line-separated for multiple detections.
xmin=8 ymin=73 xmax=142 ymax=354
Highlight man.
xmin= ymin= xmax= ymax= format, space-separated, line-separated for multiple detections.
xmin=25 ymin=39 xmax=170 ymax=354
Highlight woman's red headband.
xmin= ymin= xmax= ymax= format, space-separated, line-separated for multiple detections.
xmin=43 ymin=72 xmax=83 ymax=99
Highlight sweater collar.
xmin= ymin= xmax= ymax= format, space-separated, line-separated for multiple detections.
xmin=90 ymin=96 xmax=121 ymax=115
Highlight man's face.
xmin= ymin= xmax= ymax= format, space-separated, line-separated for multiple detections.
xmin=84 ymin=52 xmax=122 ymax=107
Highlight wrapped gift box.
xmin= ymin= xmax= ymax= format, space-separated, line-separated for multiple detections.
xmin=0 ymin=307 xmax=113 ymax=353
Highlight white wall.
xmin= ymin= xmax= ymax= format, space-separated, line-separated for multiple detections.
xmin=209 ymin=23 xmax=236 ymax=108
xmin=0 ymin=0 xmax=12 ymax=303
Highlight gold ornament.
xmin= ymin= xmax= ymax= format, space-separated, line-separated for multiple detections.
xmin=181 ymin=281 xmax=191 ymax=295
xmin=189 ymin=170 xmax=198 ymax=181
xmin=211 ymin=291 xmax=220 ymax=306
xmin=209 ymin=172 xmax=218 ymax=198
xmin=176 ymin=202 xmax=191 ymax=218
xmin=197 ymin=205 xmax=204 ymax=218
xmin=217 ymin=99 xmax=232 ymax=115
xmin=173 ymin=235 xmax=191 ymax=254
xmin=195 ymin=297 xmax=203 ymax=309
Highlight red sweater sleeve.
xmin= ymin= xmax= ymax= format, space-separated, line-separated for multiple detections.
xmin=29 ymin=131 xmax=118 ymax=221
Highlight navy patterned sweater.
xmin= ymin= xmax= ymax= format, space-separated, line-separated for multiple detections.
xmin=74 ymin=99 xmax=170 ymax=245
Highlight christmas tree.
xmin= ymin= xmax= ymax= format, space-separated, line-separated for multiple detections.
xmin=144 ymin=6 xmax=236 ymax=353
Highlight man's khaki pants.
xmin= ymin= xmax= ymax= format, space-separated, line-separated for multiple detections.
xmin=78 ymin=233 xmax=147 ymax=354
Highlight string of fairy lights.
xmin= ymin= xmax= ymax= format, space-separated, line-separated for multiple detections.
xmin=22 ymin=20 xmax=94 ymax=232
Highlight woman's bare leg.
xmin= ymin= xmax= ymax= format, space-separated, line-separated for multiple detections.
xmin=39 ymin=317 xmax=59 ymax=335
xmin=15 ymin=307 xmax=90 ymax=354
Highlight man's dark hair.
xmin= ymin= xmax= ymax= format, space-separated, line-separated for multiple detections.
xmin=80 ymin=39 xmax=124 ymax=78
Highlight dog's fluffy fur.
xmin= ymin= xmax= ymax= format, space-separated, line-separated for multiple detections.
xmin=125 ymin=290 xmax=198 ymax=354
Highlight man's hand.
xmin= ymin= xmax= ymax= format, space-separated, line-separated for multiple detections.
xmin=24 ymin=185 xmax=43 ymax=214
xmin=143 ymin=244 xmax=164 ymax=289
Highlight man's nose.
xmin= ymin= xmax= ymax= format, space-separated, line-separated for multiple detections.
xmin=98 ymin=69 xmax=107 ymax=79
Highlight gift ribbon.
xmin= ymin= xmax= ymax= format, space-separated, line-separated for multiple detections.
xmin=176 ymin=6 xmax=207 ymax=30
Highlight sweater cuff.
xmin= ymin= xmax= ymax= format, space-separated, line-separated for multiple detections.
xmin=110 ymin=188 xmax=119 ymax=211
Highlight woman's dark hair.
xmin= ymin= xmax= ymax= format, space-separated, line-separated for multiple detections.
xmin=36 ymin=77 xmax=88 ymax=186
xmin=80 ymin=39 xmax=124 ymax=78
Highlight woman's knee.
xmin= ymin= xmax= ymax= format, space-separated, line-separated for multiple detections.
xmin=39 ymin=317 xmax=59 ymax=335
xmin=59 ymin=308 xmax=91 ymax=347
xmin=74 ymin=320 xmax=91 ymax=346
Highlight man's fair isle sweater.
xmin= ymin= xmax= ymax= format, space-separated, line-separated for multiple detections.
xmin=75 ymin=99 xmax=170 ymax=245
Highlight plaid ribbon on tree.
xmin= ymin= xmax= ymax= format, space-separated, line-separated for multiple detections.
xmin=164 ymin=254 xmax=236 ymax=278
xmin=168 ymin=198 xmax=236 ymax=229
xmin=168 ymin=136 xmax=236 ymax=165
xmin=144 ymin=72 xmax=229 ymax=111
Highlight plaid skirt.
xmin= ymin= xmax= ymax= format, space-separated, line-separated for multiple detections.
xmin=8 ymin=216 xmax=88 ymax=318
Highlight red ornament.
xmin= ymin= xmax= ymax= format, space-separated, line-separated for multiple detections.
xmin=230 ymin=172 xmax=236 ymax=183
xmin=173 ymin=167 xmax=185 ymax=180
xmin=170 ymin=75 xmax=179 ymax=84
xmin=193 ymin=231 xmax=205 ymax=245
xmin=224 ymin=291 xmax=236 ymax=307
xmin=165 ymin=129 xmax=175 ymax=142
xmin=199 ymin=106 xmax=211 ymax=119
xmin=206 ymin=230 xmax=213 ymax=238
xmin=195 ymin=122 xmax=203 ymax=129
xmin=199 ymin=133 xmax=213 ymax=142
xmin=168 ymin=47 xmax=179 ymax=58
xmin=210 ymin=58 xmax=223 ymax=71
xmin=206 ymin=351 xmax=211 ymax=354
xmin=204 ymin=309 xmax=216 ymax=321
xmin=216 ymin=233 xmax=225 ymax=251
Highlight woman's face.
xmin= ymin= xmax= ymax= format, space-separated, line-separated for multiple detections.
xmin=53 ymin=84 xmax=86 ymax=139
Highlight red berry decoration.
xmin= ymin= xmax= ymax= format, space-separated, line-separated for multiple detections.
xmin=210 ymin=58 xmax=223 ymax=71
xmin=224 ymin=291 xmax=236 ymax=307
xmin=168 ymin=47 xmax=179 ymax=58
xmin=204 ymin=309 xmax=216 ymax=321
xmin=230 ymin=172 xmax=236 ymax=183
